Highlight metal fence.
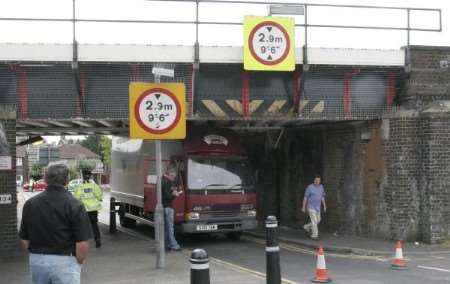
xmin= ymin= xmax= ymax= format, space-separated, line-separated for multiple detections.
xmin=0 ymin=62 xmax=402 ymax=121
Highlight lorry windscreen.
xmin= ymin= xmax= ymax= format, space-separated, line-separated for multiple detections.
xmin=188 ymin=158 xmax=254 ymax=190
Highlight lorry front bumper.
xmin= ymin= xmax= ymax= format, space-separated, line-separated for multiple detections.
xmin=181 ymin=218 xmax=257 ymax=234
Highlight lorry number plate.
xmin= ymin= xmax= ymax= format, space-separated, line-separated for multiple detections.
xmin=196 ymin=224 xmax=218 ymax=231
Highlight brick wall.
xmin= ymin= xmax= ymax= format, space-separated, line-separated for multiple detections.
xmin=244 ymin=45 xmax=450 ymax=243
xmin=419 ymin=113 xmax=450 ymax=243
xmin=0 ymin=106 xmax=17 ymax=256
xmin=407 ymin=46 xmax=450 ymax=243
xmin=280 ymin=130 xmax=323 ymax=227
xmin=402 ymin=46 xmax=450 ymax=107
xmin=248 ymin=129 xmax=325 ymax=228
xmin=322 ymin=124 xmax=363 ymax=234
xmin=383 ymin=116 xmax=421 ymax=240
xmin=243 ymin=133 xmax=279 ymax=224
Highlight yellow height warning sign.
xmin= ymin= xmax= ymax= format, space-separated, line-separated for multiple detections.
xmin=244 ymin=16 xmax=295 ymax=71
xmin=129 ymin=82 xmax=186 ymax=139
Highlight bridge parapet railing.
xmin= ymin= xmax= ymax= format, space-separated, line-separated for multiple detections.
xmin=0 ymin=1 xmax=441 ymax=48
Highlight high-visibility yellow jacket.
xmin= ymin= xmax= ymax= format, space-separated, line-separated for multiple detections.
xmin=74 ymin=180 xmax=103 ymax=212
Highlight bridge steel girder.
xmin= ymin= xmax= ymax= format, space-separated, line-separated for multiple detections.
xmin=0 ymin=46 xmax=405 ymax=134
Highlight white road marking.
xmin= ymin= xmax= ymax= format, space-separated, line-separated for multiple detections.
xmin=108 ymin=221 xmax=300 ymax=283
xmin=418 ymin=265 xmax=450 ymax=273
xmin=207 ymin=255 xmax=302 ymax=284
xmin=242 ymin=235 xmax=389 ymax=262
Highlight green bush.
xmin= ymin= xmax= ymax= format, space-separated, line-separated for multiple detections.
xmin=68 ymin=166 xmax=79 ymax=181
xmin=30 ymin=163 xmax=43 ymax=180
xmin=78 ymin=159 xmax=96 ymax=172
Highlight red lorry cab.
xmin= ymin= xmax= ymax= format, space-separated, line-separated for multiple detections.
xmin=111 ymin=127 xmax=257 ymax=237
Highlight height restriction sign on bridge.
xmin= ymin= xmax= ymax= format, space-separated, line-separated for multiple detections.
xmin=244 ymin=16 xmax=295 ymax=71
xmin=129 ymin=83 xmax=186 ymax=139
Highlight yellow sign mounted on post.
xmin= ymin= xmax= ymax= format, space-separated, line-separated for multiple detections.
xmin=129 ymin=82 xmax=186 ymax=139
xmin=244 ymin=16 xmax=295 ymax=71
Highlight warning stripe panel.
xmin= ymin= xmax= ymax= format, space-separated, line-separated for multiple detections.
xmin=311 ymin=101 xmax=324 ymax=113
xmin=249 ymin=100 xmax=264 ymax=114
xmin=265 ymin=100 xmax=287 ymax=115
xmin=201 ymin=100 xmax=228 ymax=117
xmin=197 ymin=99 xmax=331 ymax=119
xmin=197 ymin=99 xmax=296 ymax=118
xmin=298 ymin=100 xmax=326 ymax=117
xmin=225 ymin=100 xmax=243 ymax=115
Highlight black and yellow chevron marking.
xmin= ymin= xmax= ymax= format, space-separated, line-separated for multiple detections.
xmin=298 ymin=100 xmax=325 ymax=117
xmin=199 ymin=99 xmax=295 ymax=117
xmin=198 ymin=99 xmax=324 ymax=118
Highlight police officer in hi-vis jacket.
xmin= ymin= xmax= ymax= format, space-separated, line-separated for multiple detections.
xmin=74 ymin=169 xmax=103 ymax=248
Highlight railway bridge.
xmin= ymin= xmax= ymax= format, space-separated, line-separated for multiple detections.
xmin=0 ymin=0 xmax=449 ymax=255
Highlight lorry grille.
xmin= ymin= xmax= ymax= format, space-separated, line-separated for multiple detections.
xmin=208 ymin=211 xmax=238 ymax=218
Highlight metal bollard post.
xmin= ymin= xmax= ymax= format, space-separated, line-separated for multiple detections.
xmin=109 ymin=197 xmax=117 ymax=234
xmin=190 ymin=249 xmax=210 ymax=284
xmin=266 ymin=215 xmax=281 ymax=284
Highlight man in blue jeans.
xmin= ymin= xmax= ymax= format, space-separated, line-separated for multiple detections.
xmin=162 ymin=166 xmax=183 ymax=251
xmin=302 ymin=175 xmax=327 ymax=240
xmin=19 ymin=164 xmax=93 ymax=284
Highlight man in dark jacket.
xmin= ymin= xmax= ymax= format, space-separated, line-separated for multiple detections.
xmin=19 ymin=164 xmax=93 ymax=284
xmin=162 ymin=166 xmax=183 ymax=251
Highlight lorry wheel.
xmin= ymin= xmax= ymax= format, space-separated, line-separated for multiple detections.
xmin=119 ymin=215 xmax=136 ymax=228
xmin=226 ymin=232 xmax=242 ymax=241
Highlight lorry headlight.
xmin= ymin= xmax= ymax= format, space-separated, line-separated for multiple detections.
xmin=247 ymin=210 xmax=257 ymax=217
xmin=186 ymin=212 xmax=200 ymax=220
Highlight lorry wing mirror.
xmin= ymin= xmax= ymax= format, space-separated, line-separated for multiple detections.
xmin=146 ymin=175 xmax=157 ymax=184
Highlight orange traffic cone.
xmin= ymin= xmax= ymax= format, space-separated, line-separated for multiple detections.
xmin=311 ymin=245 xmax=332 ymax=283
xmin=391 ymin=240 xmax=408 ymax=270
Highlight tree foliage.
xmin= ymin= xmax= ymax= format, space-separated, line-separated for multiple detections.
xmin=30 ymin=163 xmax=43 ymax=180
xmin=80 ymin=135 xmax=101 ymax=157
xmin=100 ymin=136 xmax=112 ymax=172
xmin=68 ymin=165 xmax=79 ymax=181
xmin=78 ymin=159 xmax=97 ymax=172
xmin=79 ymin=135 xmax=111 ymax=172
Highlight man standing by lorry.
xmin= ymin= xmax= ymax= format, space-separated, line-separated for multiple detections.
xmin=74 ymin=169 xmax=103 ymax=248
xmin=162 ymin=166 xmax=183 ymax=251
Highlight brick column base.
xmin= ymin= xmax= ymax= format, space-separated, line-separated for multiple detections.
xmin=420 ymin=111 xmax=450 ymax=244
xmin=0 ymin=106 xmax=17 ymax=256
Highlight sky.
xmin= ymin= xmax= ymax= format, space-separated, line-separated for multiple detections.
xmin=0 ymin=0 xmax=448 ymax=49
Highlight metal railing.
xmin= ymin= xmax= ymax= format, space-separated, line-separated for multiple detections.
xmin=0 ymin=0 xmax=442 ymax=47
xmin=0 ymin=0 xmax=442 ymax=70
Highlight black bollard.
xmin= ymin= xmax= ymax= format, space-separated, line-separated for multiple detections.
xmin=190 ymin=249 xmax=210 ymax=284
xmin=266 ymin=215 xmax=281 ymax=284
xmin=109 ymin=197 xmax=117 ymax=234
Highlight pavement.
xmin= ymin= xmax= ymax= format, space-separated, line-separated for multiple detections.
xmin=0 ymin=224 xmax=266 ymax=284
xmin=244 ymin=226 xmax=450 ymax=257
xmin=8 ymin=189 xmax=450 ymax=284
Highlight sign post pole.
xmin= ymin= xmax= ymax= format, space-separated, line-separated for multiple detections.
xmin=154 ymin=74 xmax=165 ymax=269
xmin=155 ymin=139 xmax=165 ymax=268
xmin=129 ymin=74 xmax=186 ymax=270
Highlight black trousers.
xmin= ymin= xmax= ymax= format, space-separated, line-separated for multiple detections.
xmin=88 ymin=211 xmax=101 ymax=241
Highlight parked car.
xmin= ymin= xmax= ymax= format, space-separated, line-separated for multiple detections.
xmin=16 ymin=175 xmax=23 ymax=187
xmin=23 ymin=183 xmax=31 ymax=191
xmin=68 ymin=179 xmax=82 ymax=193
xmin=33 ymin=179 xmax=48 ymax=191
